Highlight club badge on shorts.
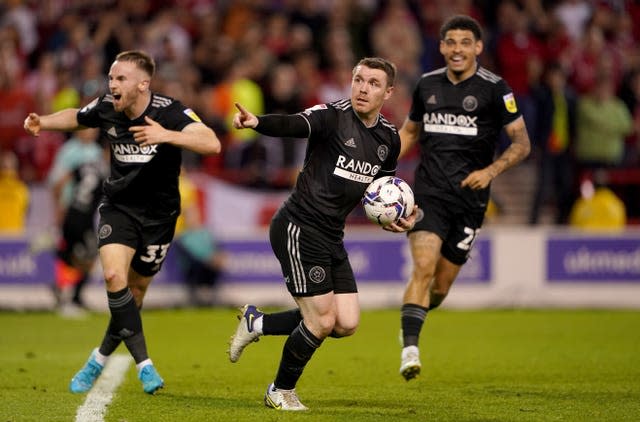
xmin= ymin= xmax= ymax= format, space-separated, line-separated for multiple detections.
xmin=308 ymin=266 xmax=326 ymax=284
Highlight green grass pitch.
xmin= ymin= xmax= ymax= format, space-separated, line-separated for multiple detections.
xmin=1 ymin=308 xmax=639 ymax=421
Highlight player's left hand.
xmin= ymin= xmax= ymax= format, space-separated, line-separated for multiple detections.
xmin=130 ymin=116 xmax=168 ymax=147
xmin=383 ymin=205 xmax=419 ymax=233
xmin=460 ymin=168 xmax=493 ymax=190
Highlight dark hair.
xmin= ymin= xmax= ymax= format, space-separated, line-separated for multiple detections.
xmin=355 ymin=57 xmax=397 ymax=87
xmin=440 ymin=15 xmax=483 ymax=42
xmin=115 ymin=50 xmax=156 ymax=77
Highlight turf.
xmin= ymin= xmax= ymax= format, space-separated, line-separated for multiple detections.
xmin=1 ymin=308 xmax=639 ymax=421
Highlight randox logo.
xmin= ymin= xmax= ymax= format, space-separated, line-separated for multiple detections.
xmin=422 ymin=112 xmax=479 ymax=136
xmin=112 ymin=143 xmax=158 ymax=163
xmin=335 ymin=155 xmax=380 ymax=176
xmin=332 ymin=155 xmax=381 ymax=184
xmin=423 ymin=112 xmax=478 ymax=127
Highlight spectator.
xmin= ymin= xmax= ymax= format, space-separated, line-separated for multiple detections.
xmin=0 ymin=28 xmax=35 ymax=152
xmin=206 ymin=55 xmax=264 ymax=175
xmin=569 ymin=176 xmax=626 ymax=231
xmin=24 ymin=52 xmax=58 ymax=115
xmin=529 ymin=62 xmax=577 ymax=225
xmin=619 ymin=69 xmax=640 ymax=167
xmin=495 ymin=1 xmax=544 ymax=134
xmin=370 ymin=0 xmax=422 ymax=82
xmin=1 ymin=0 xmax=39 ymax=57
xmin=575 ymin=71 xmax=633 ymax=176
xmin=0 ymin=150 xmax=29 ymax=234
xmin=552 ymin=0 xmax=592 ymax=43
xmin=262 ymin=62 xmax=305 ymax=185
xmin=569 ymin=24 xmax=622 ymax=95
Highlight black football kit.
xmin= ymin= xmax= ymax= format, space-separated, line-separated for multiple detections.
xmin=256 ymin=99 xmax=401 ymax=295
xmin=407 ymin=66 xmax=522 ymax=264
xmin=77 ymin=93 xmax=201 ymax=275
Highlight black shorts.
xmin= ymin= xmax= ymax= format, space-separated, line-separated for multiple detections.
xmin=269 ymin=210 xmax=357 ymax=297
xmin=409 ymin=194 xmax=485 ymax=265
xmin=97 ymin=204 xmax=176 ymax=276
xmin=58 ymin=215 xmax=98 ymax=266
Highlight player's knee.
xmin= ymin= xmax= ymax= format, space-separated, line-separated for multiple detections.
xmin=103 ymin=269 xmax=126 ymax=288
xmin=311 ymin=313 xmax=337 ymax=338
xmin=411 ymin=270 xmax=435 ymax=289
xmin=412 ymin=262 xmax=436 ymax=284
xmin=330 ymin=322 xmax=358 ymax=338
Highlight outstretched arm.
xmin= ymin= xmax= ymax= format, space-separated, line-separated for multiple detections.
xmin=232 ymin=102 xmax=310 ymax=138
xmin=460 ymin=116 xmax=531 ymax=190
xmin=24 ymin=109 xmax=82 ymax=136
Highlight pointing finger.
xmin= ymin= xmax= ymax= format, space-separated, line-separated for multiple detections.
xmin=234 ymin=102 xmax=248 ymax=115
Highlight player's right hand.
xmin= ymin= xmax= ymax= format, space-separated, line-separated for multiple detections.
xmin=383 ymin=205 xmax=419 ymax=233
xmin=232 ymin=103 xmax=258 ymax=129
xmin=23 ymin=113 xmax=41 ymax=136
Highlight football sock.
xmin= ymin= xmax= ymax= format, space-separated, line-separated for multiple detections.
xmin=263 ymin=308 xmax=302 ymax=335
xmin=274 ymin=321 xmax=323 ymax=390
xmin=99 ymin=302 xmax=146 ymax=356
xmin=401 ymin=303 xmax=428 ymax=347
xmin=98 ymin=318 xmax=122 ymax=356
xmin=106 ymin=287 xmax=149 ymax=364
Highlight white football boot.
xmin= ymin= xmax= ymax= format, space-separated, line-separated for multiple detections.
xmin=228 ymin=304 xmax=263 ymax=363
xmin=264 ymin=383 xmax=308 ymax=411
xmin=400 ymin=345 xmax=421 ymax=381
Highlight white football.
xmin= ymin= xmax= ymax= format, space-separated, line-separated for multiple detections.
xmin=362 ymin=176 xmax=414 ymax=226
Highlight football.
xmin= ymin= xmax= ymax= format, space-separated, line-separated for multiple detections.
xmin=362 ymin=176 xmax=414 ymax=226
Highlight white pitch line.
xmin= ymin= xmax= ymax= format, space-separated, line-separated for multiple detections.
xmin=75 ymin=355 xmax=132 ymax=422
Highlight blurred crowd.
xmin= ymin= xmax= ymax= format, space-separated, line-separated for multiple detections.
xmin=1 ymin=0 xmax=640 ymax=224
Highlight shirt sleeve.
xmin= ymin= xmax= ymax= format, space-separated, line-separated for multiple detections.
xmin=495 ymin=79 xmax=522 ymax=127
xmin=159 ymin=101 xmax=203 ymax=132
xmin=298 ymin=103 xmax=335 ymax=140
xmin=76 ymin=96 xmax=105 ymax=128
xmin=255 ymin=114 xmax=310 ymax=138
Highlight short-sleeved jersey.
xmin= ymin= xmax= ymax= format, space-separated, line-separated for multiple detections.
xmin=408 ymin=66 xmax=521 ymax=211
xmin=283 ymin=99 xmax=400 ymax=241
xmin=77 ymin=93 xmax=199 ymax=223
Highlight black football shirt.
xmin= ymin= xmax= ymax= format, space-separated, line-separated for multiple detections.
xmin=408 ymin=66 xmax=522 ymax=212
xmin=77 ymin=93 xmax=200 ymax=223
xmin=284 ymin=99 xmax=400 ymax=241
